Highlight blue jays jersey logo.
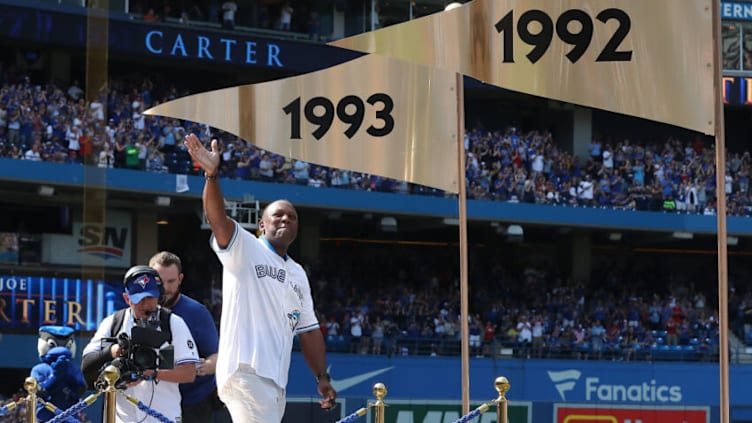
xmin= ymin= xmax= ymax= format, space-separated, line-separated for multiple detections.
xmin=134 ymin=275 xmax=150 ymax=288
xmin=287 ymin=310 xmax=300 ymax=332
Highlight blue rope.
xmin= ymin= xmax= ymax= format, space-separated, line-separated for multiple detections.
xmin=336 ymin=410 xmax=364 ymax=423
xmin=46 ymin=397 xmax=89 ymax=423
xmin=135 ymin=400 xmax=174 ymax=423
xmin=453 ymin=408 xmax=482 ymax=423
xmin=40 ymin=400 xmax=63 ymax=415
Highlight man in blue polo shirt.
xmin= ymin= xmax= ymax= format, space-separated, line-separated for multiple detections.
xmin=149 ymin=251 xmax=222 ymax=423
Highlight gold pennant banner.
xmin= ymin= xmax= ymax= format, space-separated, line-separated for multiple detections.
xmin=145 ymin=55 xmax=460 ymax=192
xmin=332 ymin=0 xmax=714 ymax=135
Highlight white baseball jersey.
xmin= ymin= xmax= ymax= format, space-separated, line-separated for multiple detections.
xmin=82 ymin=308 xmax=199 ymax=423
xmin=211 ymin=221 xmax=319 ymax=393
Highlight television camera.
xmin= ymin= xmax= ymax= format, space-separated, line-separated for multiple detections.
xmin=96 ymin=320 xmax=174 ymax=390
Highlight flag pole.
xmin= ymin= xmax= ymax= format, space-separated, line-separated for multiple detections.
xmin=711 ymin=1 xmax=729 ymax=422
xmin=455 ymin=72 xmax=470 ymax=415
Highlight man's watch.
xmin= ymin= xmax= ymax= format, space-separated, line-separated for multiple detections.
xmin=316 ymin=371 xmax=331 ymax=383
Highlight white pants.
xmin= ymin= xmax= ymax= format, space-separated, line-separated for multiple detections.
xmin=220 ymin=364 xmax=286 ymax=423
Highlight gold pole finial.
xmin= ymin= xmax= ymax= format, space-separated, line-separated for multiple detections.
xmin=494 ymin=376 xmax=511 ymax=399
xmin=24 ymin=377 xmax=38 ymax=423
xmin=23 ymin=377 xmax=38 ymax=395
xmin=495 ymin=376 xmax=511 ymax=423
xmin=102 ymin=365 xmax=120 ymax=389
xmin=373 ymin=383 xmax=388 ymax=423
xmin=102 ymin=365 xmax=120 ymax=423
xmin=373 ymin=383 xmax=387 ymax=400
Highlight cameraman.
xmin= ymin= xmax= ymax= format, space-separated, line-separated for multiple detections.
xmin=81 ymin=266 xmax=199 ymax=423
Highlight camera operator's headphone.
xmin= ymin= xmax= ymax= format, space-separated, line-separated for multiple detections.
xmin=123 ymin=265 xmax=164 ymax=298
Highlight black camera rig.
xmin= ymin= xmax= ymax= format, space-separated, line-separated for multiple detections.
xmin=96 ymin=323 xmax=174 ymax=390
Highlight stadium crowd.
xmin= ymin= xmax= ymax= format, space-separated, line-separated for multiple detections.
xmin=0 ymin=68 xmax=750 ymax=359
xmin=1 ymin=68 xmax=751 ymax=421
xmin=296 ymin=245 xmax=742 ymax=363
xmin=0 ymin=69 xmax=749 ymax=354
xmin=129 ymin=0 xmax=322 ymax=40
xmin=0 ymin=70 xmax=750 ymax=216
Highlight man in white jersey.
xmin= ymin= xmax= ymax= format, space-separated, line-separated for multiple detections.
xmin=81 ymin=265 xmax=199 ymax=423
xmin=184 ymin=133 xmax=336 ymax=422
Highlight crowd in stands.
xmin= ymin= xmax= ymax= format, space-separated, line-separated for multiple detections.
xmin=0 ymin=69 xmax=750 ymax=215
xmin=3 ymin=69 xmax=752 ymax=362
xmin=290 ymin=245 xmax=742 ymax=363
xmin=127 ymin=0 xmax=322 ymax=41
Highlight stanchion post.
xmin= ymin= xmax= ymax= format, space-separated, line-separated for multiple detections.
xmin=373 ymin=383 xmax=387 ymax=423
xmin=494 ymin=377 xmax=511 ymax=423
xmin=24 ymin=377 xmax=39 ymax=423
xmin=101 ymin=365 xmax=121 ymax=423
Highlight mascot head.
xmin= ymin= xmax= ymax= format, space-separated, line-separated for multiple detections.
xmin=38 ymin=325 xmax=76 ymax=358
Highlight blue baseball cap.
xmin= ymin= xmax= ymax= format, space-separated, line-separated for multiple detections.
xmin=124 ymin=270 xmax=161 ymax=304
xmin=39 ymin=325 xmax=75 ymax=337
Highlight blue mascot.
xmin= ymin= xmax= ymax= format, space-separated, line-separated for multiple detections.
xmin=30 ymin=326 xmax=86 ymax=422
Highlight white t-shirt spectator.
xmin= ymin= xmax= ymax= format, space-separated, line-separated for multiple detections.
xmin=517 ymin=319 xmax=532 ymax=343
xmin=532 ymin=320 xmax=544 ymax=339
xmin=222 ymin=1 xmax=237 ymax=23
xmin=293 ymin=160 xmax=309 ymax=180
xmin=603 ymin=150 xmax=613 ymax=169
xmin=532 ymin=153 xmax=544 ymax=173
xmin=578 ymin=178 xmax=594 ymax=200
xmin=24 ymin=148 xmax=41 ymax=161
xmin=308 ymin=176 xmax=325 ymax=188
xmin=326 ymin=320 xmax=340 ymax=337
xmin=66 ymin=126 xmax=81 ymax=152
xmin=98 ymin=146 xmax=114 ymax=168
xmin=90 ymin=100 xmax=104 ymax=121
xmin=350 ymin=316 xmax=362 ymax=337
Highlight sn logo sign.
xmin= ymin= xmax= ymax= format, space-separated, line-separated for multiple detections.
xmin=77 ymin=225 xmax=128 ymax=259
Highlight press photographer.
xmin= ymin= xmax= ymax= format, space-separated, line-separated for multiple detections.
xmin=81 ymin=265 xmax=199 ymax=423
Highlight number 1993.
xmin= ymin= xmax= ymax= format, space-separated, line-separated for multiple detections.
xmin=283 ymin=94 xmax=395 ymax=141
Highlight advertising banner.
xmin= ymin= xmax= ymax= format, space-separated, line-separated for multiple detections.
xmin=554 ymin=404 xmax=709 ymax=423
xmin=42 ymin=209 xmax=132 ymax=268
xmin=368 ymin=399 xmax=532 ymax=423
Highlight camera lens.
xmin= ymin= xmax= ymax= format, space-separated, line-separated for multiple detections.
xmin=133 ymin=347 xmax=159 ymax=369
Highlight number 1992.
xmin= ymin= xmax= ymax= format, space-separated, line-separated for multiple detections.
xmin=495 ymin=8 xmax=633 ymax=64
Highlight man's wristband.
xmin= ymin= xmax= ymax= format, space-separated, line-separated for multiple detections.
xmin=205 ymin=172 xmax=218 ymax=181
xmin=316 ymin=371 xmax=331 ymax=383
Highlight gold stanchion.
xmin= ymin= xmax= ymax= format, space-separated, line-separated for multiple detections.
xmin=101 ymin=365 xmax=121 ymax=423
xmin=373 ymin=383 xmax=387 ymax=423
xmin=24 ymin=377 xmax=38 ymax=423
xmin=3 ymin=401 xmax=18 ymax=415
xmin=37 ymin=398 xmax=60 ymax=415
xmin=495 ymin=376 xmax=511 ymax=423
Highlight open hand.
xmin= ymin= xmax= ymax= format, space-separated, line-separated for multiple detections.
xmin=184 ymin=133 xmax=220 ymax=176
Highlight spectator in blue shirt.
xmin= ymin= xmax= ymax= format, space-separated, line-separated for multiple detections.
xmin=149 ymin=251 xmax=223 ymax=423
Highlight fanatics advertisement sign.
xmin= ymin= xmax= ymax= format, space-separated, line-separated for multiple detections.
xmin=554 ymin=404 xmax=709 ymax=423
